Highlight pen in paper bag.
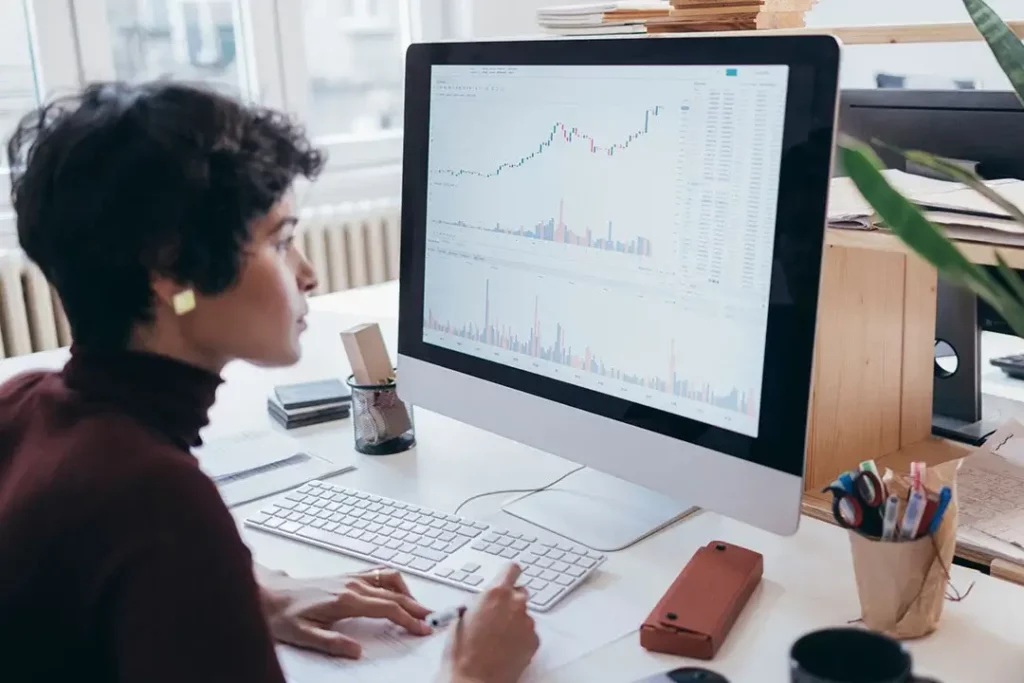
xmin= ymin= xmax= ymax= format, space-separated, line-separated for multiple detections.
xmin=928 ymin=486 xmax=953 ymax=535
xmin=898 ymin=489 xmax=927 ymax=541
xmin=881 ymin=495 xmax=900 ymax=541
xmin=910 ymin=461 xmax=926 ymax=493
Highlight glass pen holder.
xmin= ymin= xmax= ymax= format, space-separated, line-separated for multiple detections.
xmin=346 ymin=373 xmax=416 ymax=456
xmin=847 ymin=461 xmax=961 ymax=640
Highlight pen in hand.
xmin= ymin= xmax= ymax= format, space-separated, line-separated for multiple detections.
xmin=427 ymin=605 xmax=467 ymax=628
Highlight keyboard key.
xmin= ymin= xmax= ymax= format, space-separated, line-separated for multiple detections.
xmin=317 ymin=510 xmax=332 ymax=520
xmin=555 ymin=575 xmax=574 ymax=587
xmin=531 ymin=545 xmax=549 ymax=556
xmin=324 ymin=522 xmax=339 ymax=532
xmin=409 ymin=558 xmax=435 ymax=572
xmin=575 ymin=557 xmax=597 ymax=569
xmin=464 ymin=575 xmax=484 ymax=586
xmin=435 ymin=567 xmax=453 ymax=578
xmin=524 ymin=566 xmax=542 ymax=577
xmin=459 ymin=526 xmax=481 ymax=538
xmin=439 ymin=531 xmax=456 ymax=542
xmin=431 ymin=540 xmax=448 ymax=551
xmin=520 ymin=553 xmax=539 ymax=565
xmin=311 ymin=519 xmax=327 ymax=529
xmin=540 ymin=570 xmax=558 ymax=582
xmin=298 ymin=515 xmax=316 ymax=525
xmin=461 ymin=562 xmax=481 ymax=573
xmin=277 ymin=500 xmax=297 ymax=510
xmin=550 ymin=561 xmax=570 ymax=573
xmin=450 ymin=571 xmax=468 ymax=582
xmin=507 ymin=531 xmax=523 ymax=539
xmin=286 ymin=492 xmax=305 ymax=502
xmin=529 ymin=584 xmax=564 ymax=608
xmin=385 ymin=539 xmax=402 ymax=550
xmin=392 ymin=530 xmax=408 ymax=540
xmin=443 ymin=522 xmax=461 ymax=533
xmin=484 ymin=545 xmax=503 ymax=556
xmin=527 ymin=578 xmax=549 ymax=591
xmin=425 ymin=528 xmax=442 ymax=539
xmin=546 ymin=550 xmax=565 ymax=560
xmin=496 ymin=537 xmax=514 ymax=547
xmin=294 ymin=504 xmax=310 ymax=513
xmin=406 ymin=534 xmax=422 ymax=544
xmin=413 ymin=547 xmax=446 ymax=562
xmin=471 ymin=521 xmax=488 ymax=530
xmin=264 ymin=517 xmax=284 ymax=528
xmin=249 ymin=513 xmax=271 ymax=525
xmin=472 ymin=540 xmax=488 ymax=550
xmin=393 ymin=553 xmax=415 ymax=566
xmin=556 ymin=543 xmax=576 ymax=552
xmin=564 ymin=553 xmax=582 ymax=566
xmin=372 ymin=548 xmax=398 ymax=562
xmin=536 ymin=558 xmax=553 ymax=569
xmin=365 ymin=523 xmax=383 ymax=534
xmin=354 ymin=520 xmax=369 ymax=530
xmin=482 ymin=532 xmax=500 ymax=543
xmin=430 ymin=519 xmax=446 ymax=529
xmin=445 ymin=538 xmax=470 ymax=553
xmin=512 ymin=540 xmax=530 ymax=551
xmin=521 ymin=535 xmax=537 ymax=543
xmin=500 ymin=548 xmax=518 ymax=559
xmin=297 ymin=527 xmax=375 ymax=555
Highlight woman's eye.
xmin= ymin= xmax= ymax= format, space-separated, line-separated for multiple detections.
xmin=276 ymin=235 xmax=295 ymax=253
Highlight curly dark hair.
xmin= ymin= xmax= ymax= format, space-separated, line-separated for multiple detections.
xmin=5 ymin=81 xmax=326 ymax=349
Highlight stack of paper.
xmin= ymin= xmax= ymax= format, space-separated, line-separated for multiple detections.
xmin=955 ymin=420 xmax=1024 ymax=566
xmin=827 ymin=169 xmax=1024 ymax=248
xmin=645 ymin=0 xmax=818 ymax=32
xmin=536 ymin=2 xmax=671 ymax=35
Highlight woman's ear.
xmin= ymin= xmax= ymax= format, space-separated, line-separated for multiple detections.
xmin=152 ymin=276 xmax=196 ymax=316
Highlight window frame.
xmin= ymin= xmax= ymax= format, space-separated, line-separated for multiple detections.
xmin=1 ymin=0 xmax=466 ymax=240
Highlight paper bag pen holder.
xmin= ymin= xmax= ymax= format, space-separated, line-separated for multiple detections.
xmin=848 ymin=463 xmax=959 ymax=640
xmin=346 ymin=372 xmax=415 ymax=455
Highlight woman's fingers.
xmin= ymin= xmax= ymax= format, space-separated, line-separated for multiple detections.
xmin=347 ymin=580 xmax=433 ymax=621
xmin=350 ymin=568 xmax=413 ymax=597
xmin=344 ymin=591 xmax=434 ymax=635
xmin=284 ymin=623 xmax=363 ymax=660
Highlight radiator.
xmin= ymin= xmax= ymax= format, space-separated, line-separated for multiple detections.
xmin=0 ymin=199 xmax=402 ymax=359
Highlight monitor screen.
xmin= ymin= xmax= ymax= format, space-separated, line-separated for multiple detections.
xmin=420 ymin=64 xmax=789 ymax=438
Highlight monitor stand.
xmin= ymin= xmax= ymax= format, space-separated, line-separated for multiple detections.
xmin=501 ymin=467 xmax=699 ymax=551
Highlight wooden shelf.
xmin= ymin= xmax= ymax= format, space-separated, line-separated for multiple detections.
xmin=645 ymin=21 xmax=1024 ymax=45
xmin=826 ymin=228 xmax=1024 ymax=269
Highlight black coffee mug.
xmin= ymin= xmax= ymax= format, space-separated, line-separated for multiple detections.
xmin=790 ymin=628 xmax=940 ymax=683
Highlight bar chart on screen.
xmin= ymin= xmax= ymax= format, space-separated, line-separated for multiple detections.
xmin=422 ymin=260 xmax=764 ymax=435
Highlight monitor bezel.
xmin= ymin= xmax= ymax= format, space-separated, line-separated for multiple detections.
xmin=398 ymin=36 xmax=840 ymax=479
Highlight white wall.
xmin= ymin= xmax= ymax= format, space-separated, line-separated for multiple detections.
xmin=466 ymin=0 xmax=1024 ymax=89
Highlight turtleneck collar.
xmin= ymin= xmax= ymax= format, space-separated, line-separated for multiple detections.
xmin=61 ymin=345 xmax=223 ymax=449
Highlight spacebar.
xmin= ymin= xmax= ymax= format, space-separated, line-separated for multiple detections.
xmin=297 ymin=527 xmax=376 ymax=555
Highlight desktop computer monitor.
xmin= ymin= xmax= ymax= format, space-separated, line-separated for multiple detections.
xmin=397 ymin=36 xmax=841 ymax=541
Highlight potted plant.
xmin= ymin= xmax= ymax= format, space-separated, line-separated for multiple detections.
xmin=840 ymin=0 xmax=1024 ymax=335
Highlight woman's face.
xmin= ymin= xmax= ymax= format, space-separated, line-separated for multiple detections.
xmin=179 ymin=194 xmax=318 ymax=368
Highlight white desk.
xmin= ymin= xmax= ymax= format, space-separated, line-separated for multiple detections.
xmin=4 ymin=281 xmax=1024 ymax=682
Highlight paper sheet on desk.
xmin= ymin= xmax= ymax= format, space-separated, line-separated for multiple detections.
xmin=957 ymin=420 xmax=1024 ymax=560
xmin=194 ymin=430 xmax=356 ymax=507
xmin=276 ymin=577 xmax=640 ymax=683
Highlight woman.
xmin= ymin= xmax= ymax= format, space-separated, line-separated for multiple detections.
xmin=0 ymin=81 xmax=538 ymax=682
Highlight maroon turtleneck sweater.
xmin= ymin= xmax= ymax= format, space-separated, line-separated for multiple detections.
xmin=0 ymin=347 xmax=286 ymax=682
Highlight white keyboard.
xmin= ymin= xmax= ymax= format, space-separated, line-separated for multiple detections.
xmin=244 ymin=480 xmax=606 ymax=611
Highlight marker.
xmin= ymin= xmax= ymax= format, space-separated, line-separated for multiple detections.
xmin=881 ymin=494 xmax=900 ymax=541
xmin=426 ymin=605 xmax=467 ymax=628
xmin=838 ymin=471 xmax=856 ymax=494
xmin=928 ymin=486 xmax=953 ymax=535
xmin=899 ymin=490 xmax=927 ymax=541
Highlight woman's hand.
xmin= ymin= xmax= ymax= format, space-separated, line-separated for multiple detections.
xmin=256 ymin=566 xmax=432 ymax=659
xmin=445 ymin=564 xmax=540 ymax=683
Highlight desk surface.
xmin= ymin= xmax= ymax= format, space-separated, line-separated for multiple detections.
xmin=3 ymin=281 xmax=1024 ymax=681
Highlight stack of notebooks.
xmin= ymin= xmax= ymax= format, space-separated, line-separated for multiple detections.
xmin=648 ymin=0 xmax=818 ymax=32
xmin=537 ymin=2 xmax=672 ymax=35
xmin=267 ymin=379 xmax=351 ymax=429
xmin=537 ymin=0 xmax=816 ymax=35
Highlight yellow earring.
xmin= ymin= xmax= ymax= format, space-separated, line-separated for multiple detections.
xmin=172 ymin=289 xmax=196 ymax=316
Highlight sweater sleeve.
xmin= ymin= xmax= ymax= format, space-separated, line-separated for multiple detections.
xmin=96 ymin=462 xmax=285 ymax=683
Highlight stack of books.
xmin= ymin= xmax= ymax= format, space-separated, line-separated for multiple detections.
xmin=267 ymin=379 xmax=351 ymax=429
xmin=537 ymin=2 xmax=671 ymax=35
xmin=646 ymin=0 xmax=818 ymax=32
xmin=536 ymin=0 xmax=815 ymax=36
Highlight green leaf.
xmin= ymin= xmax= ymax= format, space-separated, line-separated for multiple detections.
xmin=838 ymin=143 xmax=984 ymax=284
xmin=893 ymin=147 xmax=1024 ymax=226
xmin=838 ymin=141 xmax=1024 ymax=336
xmin=963 ymin=0 xmax=1024 ymax=106
xmin=995 ymin=252 xmax=1024 ymax=306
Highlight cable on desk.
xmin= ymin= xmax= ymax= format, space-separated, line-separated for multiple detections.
xmin=451 ymin=465 xmax=664 ymax=554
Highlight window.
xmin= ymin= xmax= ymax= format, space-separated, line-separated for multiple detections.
xmin=807 ymin=0 xmax=1024 ymax=90
xmin=98 ymin=0 xmax=252 ymax=97
xmin=300 ymin=0 xmax=407 ymax=139
xmin=0 ymin=0 xmax=37 ymax=148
